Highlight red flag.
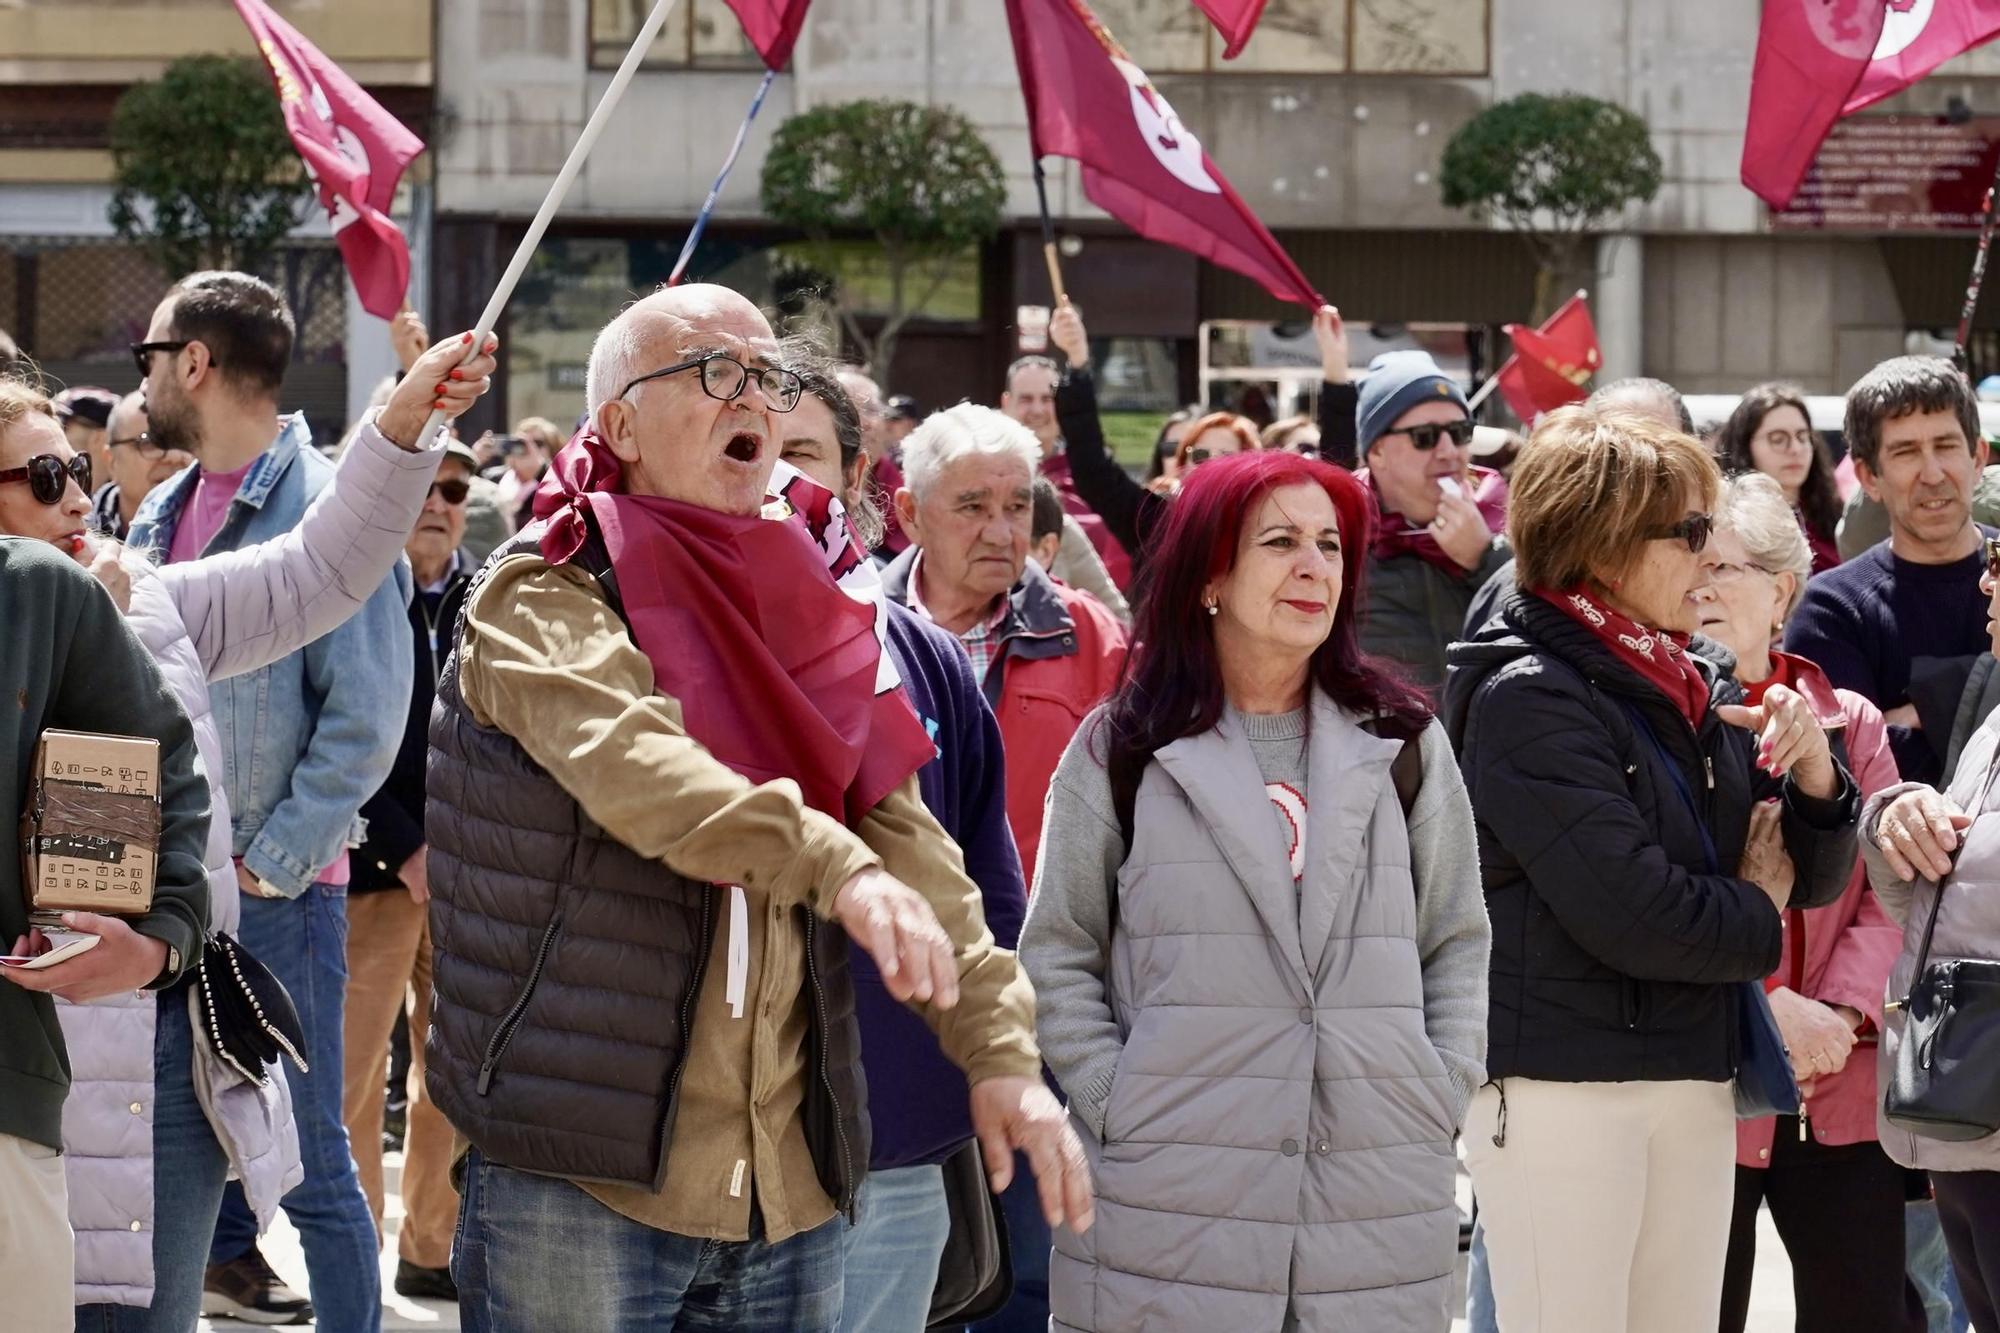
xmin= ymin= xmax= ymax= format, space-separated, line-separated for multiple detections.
xmin=1193 ymin=0 xmax=1268 ymax=59
xmin=233 ymin=0 xmax=423 ymax=319
xmin=1006 ymin=0 xmax=1321 ymax=309
xmin=1740 ymin=0 xmax=1887 ymax=208
xmin=1493 ymin=294 xmax=1601 ymax=423
xmin=720 ymin=0 xmax=812 ymax=71
xmin=1846 ymin=0 xmax=2000 ymax=113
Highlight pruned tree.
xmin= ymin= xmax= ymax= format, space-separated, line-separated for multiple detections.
xmin=109 ymin=55 xmax=312 ymax=277
xmin=760 ymin=99 xmax=1005 ymax=383
xmin=1440 ymin=93 xmax=1662 ymax=320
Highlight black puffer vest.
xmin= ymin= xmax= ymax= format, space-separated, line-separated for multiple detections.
xmin=423 ymin=524 xmax=870 ymax=1209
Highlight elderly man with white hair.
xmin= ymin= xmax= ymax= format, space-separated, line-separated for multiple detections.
xmin=884 ymin=403 xmax=1129 ymax=887
xmin=426 ymin=285 xmax=1089 ymax=1331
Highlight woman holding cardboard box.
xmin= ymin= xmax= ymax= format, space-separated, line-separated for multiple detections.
xmin=0 ymin=330 xmax=496 ymax=1331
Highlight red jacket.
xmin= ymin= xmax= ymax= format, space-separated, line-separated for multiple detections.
xmin=1737 ymin=658 xmax=1903 ymax=1165
xmin=882 ymin=552 xmax=1128 ymax=881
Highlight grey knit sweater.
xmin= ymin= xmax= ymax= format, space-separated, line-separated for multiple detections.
xmin=1024 ymin=704 xmax=1491 ymax=1136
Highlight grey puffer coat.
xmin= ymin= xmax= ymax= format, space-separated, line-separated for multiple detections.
xmin=1866 ymin=705 xmax=2000 ymax=1172
xmin=1023 ymin=695 xmax=1490 ymax=1332
xmin=58 ymin=416 xmax=443 ymax=1304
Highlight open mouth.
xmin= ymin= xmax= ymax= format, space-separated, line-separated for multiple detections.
xmin=724 ymin=431 xmax=762 ymax=464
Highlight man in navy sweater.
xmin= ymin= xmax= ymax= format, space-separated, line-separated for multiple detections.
xmin=1786 ymin=356 xmax=1992 ymax=786
xmin=782 ymin=363 xmax=1030 ymax=1330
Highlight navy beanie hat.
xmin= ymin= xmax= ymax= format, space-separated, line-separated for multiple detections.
xmin=1355 ymin=350 xmax=1468 ymax=456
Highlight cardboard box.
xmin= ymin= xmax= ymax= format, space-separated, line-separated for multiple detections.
xmin=21 ymin=730 xmax=160 ymax=917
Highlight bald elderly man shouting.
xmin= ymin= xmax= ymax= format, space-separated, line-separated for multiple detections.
xmin=426 ymin=284 xmax=1087 ymax=1330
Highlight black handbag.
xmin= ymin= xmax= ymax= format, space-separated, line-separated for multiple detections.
xmin=193 ymin=931 xmax=309 ymax=1086
xmin=1883 ymin=869 xmax=2000 ymax=1142
xmin=926 ymin=1138 xmax=1013 ymax=1327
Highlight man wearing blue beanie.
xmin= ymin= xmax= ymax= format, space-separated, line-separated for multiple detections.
xmin=1352 ymin=350 xmax=1509 ymax=686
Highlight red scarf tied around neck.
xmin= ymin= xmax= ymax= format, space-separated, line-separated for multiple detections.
xmin=532 ymin=425 xmax=933 ymax=826
xmin=1538 ymin=585 xmax=1712 ymax=729
xmin=1366 ymin=465 xmax=1509 ymax=575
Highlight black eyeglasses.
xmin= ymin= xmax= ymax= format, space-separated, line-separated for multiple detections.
xmin=108 ymin=431 xmax=177 ymax=461
xmin=1390 ymin=419 xmax=1475 ymax=451
xmin=618 ymin=353 xmax=803 ymax=413
xmin=129 ymin=340 xmax=196 ymax=377
xmin=0 ymin=453 xmax=91 ymax=505
xmin=1654 ymin=512 xmax=1715 ymax=554
xmin=1187 ymin=447 xmax=1216 ymax=466
xmin=428 ymin=478 xmax=470 ymax=505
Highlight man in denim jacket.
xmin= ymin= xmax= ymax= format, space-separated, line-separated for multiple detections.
xmin=129 ymin=272 xmax=410 ymax=1331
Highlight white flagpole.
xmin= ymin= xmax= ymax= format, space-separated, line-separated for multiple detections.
xmin=413 ymin=0 xmax=683 ymax=449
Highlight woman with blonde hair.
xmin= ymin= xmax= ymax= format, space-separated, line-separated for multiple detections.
xmin=1444 ymin=405 xmax=1860 ymax=1332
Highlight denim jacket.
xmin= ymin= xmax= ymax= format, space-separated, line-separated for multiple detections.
xmin=129 ymin=414 xmax=413 ymax=896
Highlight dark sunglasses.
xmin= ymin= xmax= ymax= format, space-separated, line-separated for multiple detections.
xmin=129 ymin=340 xmax=195 ymax=377
xmin=0 ymin=453 xmax=91 ymax=505
xmin=109 ymin=431 xmax=177 ymax=461
xmin=1985 ymin=535 xmax=2000 ymax=579
xmin=1393 ymin=419 xmax=1476 ymax=451
xmin=428 ymin=477 xmax=470 ymax=505
xmin=1654 ymin=512 xmax=1715 ymax=554
xmin=1187 ymin=447 xmax=1216 ymax=466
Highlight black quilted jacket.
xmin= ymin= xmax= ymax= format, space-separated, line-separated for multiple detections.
xmin=1442 ymin=591 xmax=1860 ymax=1084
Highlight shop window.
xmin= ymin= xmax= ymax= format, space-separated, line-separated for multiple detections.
xmin=589 ymin=0 xmax=761 ymax=69
xmin=1098 ymin=0 xmax=1488 ymax=76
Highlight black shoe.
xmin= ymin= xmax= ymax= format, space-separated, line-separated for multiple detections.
xmin=383 ymin=1099 xmax=409 ymax=1153
xmin=201 ymin=1248 xmax=314 ymax=1326
xmin=394 ymin=1258 xmax=458 ymax=1302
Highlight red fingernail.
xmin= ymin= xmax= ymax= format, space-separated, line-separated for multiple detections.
xmin=461 ymin=332 xmax=473 ymax=344
xmin=449 ymin=370 xmax=462 ymax=381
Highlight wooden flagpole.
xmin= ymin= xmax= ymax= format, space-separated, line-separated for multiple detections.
xmin=412 ymin=0 xmax=683 ymax=448
xmin=1033 ymin=158 xmax=1068 ymax=305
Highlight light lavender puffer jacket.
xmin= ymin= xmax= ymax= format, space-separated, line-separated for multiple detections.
xmin=57 ymin=416 xmax=445 ymax=1306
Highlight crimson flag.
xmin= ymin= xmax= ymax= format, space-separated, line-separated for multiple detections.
xmin=233 ymin=0 xmax=423 ymax=319
xmin=1006 ymin=0 xmax=1321 ymax=308
xmin=1193 ymin=0 xmax=1269 ymax=59
xmin=721 ymin=0 xmax=812 ymax=70
xmin=1741 ymin=0 xmax=1887 ymax=208
xmin=1846 ymin=0 xmax=2000 ymax=113
xmin=1493 ymin=294 xmax=1601 ymax=424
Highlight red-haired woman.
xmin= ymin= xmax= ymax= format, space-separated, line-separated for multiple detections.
xmin=1019 ymin=451 xmax=1492 ymax=1331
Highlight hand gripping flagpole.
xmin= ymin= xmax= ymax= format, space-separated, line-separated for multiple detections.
xmin=668 ymin=67 xmax=778 ymax=287
xmin=1954 ymin=149 xmax=2000 ymax=374
xmin=412 ymin=0 xmax=683 ymax=449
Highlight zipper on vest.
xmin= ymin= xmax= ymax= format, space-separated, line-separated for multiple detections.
xmin=477 ymin=912 xmax=564 ymax=1095
xmin=658 ymin=889 xmax=716 ymax=1179
xmin=803 ymin=915 xmax=858 ymax=1219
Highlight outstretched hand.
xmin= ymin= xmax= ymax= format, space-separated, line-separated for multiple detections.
xmin=378 ymin=333 xmax=501 ymax=452
xmin=832 ymin=868 xmax=958 ymax=1009
xmin=970 ymin=1074 xmax=1094 ymax=1233
xmin=1716 ymin=682 xmax=1836 ymax=798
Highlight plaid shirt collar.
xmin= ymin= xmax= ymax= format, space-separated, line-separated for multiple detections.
xmin=908 ymin=551 xmax=1010 ymax=678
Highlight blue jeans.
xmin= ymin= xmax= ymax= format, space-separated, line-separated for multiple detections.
xmin=1909 ymin=1198 xmax=1972 ymax=1333
xmin=969 ymin=1155 xmax=1050 ymax=1333
xmin=841 ymin=1164 xmax=948 ymax=1332
xmin=453 ymin=1148 xmax=843 ymax=1331
xmin=210 ymin=884 xmax=380 ymax=1333
xmin=1465 ymin=1218 xmax=1499 ymax=1333
xmin=74 ymin=989 xmax=229 ymax=1333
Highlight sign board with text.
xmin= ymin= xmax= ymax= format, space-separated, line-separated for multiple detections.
xmin=1777 ymin=116 xmax=2000 ymax=231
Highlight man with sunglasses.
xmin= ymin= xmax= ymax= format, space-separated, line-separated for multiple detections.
xmin=432 ymin=284 xmax=1085 ymax=1330
xmin=1353 ymin=350 xmax=1510 ymax=688
xmin=89 ymin=391 xmax=190 ymax=541
xmin=342 ymin=441 xmax=477 ymax=1306
xmin=1786 ymin=355 xmax=1996 ymax=788
xmin=126 ymin=270 xmax=410 ymax=1329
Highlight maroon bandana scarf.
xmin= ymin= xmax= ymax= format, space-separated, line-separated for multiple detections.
xmin=1537 ymin=584 xmax=1710 ymax=730
xmin=1366 ymin=465 xmax=1509 ymax=575
xmin=532 ymin=426 xmax=931 ymax=825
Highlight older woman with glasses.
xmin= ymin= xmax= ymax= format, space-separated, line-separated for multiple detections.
xmin=1696 ymin=472 xmax=1923 ymax=1333
xmin=1445 ymin=405 xmax=1859 ymax=1333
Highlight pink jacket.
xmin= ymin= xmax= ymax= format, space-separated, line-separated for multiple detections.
xmin=1737 ymin=685 xmax=1903 ymax=1166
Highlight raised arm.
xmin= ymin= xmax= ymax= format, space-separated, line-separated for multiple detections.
xmin=161 ymin=338 xmax=498 ymax=683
